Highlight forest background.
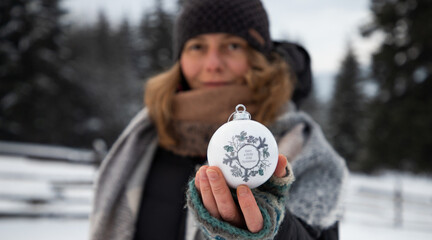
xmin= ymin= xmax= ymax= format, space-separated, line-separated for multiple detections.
xmin=1 ymin=0 xmax=431 ymax=173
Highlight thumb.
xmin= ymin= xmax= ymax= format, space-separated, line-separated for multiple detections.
xmin=273 ymin=154 xmax=288 ymax=178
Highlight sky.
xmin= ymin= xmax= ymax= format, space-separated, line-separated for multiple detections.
xmin=61 ymin=0 xmax=383 ymax=100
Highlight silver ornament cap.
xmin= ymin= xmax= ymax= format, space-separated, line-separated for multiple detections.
xmin=207 ymin=104 xmax=278 ymax=189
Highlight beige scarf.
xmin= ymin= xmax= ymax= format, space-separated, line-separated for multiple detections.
xmin=162 ymin=85 xmax=259 ymax=157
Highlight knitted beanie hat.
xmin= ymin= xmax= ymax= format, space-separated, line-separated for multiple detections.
xmin=173 ymin=0 xmax=272 ymax=59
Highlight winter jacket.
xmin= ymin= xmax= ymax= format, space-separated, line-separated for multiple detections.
xmin=89 ymin=106 xmax=348 ymax=240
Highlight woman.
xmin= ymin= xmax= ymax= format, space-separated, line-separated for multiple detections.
xmin=89 ymin=0 xmax=348 ymax=239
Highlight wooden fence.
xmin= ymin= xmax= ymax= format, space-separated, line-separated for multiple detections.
xmin=1 ymin=141 xmax=432 ymax=233
xmin=343 ymin=173 xmax=432 ymax=232
xmin=0 ymin=141 xmax=102 ymax=219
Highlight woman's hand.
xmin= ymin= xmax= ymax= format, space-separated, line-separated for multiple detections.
xmin=194 ymin=154 xmax=288 ymax=233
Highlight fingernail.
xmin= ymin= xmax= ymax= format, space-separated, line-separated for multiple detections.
xmin=200 ymin=168 xmax=208 ymax=180
xmin=238 ymin=186 xmax=248 ymax=197
xmin=206 ymin=169 xmax=218 ymax=181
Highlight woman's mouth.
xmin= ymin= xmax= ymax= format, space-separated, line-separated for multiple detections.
xmin=202 ymin=81 xmax=233 ymax=87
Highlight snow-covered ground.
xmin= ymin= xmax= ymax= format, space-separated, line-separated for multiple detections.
xmin=341 ymin=172 xmax=432 ymax=239
xmin=0 ymin=155 xmax=431 ymax=239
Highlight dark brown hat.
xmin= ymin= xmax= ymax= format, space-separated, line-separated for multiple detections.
xmin=173 ymin=0 xmax=272 ymax=59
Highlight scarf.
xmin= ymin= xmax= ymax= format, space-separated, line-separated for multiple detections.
xmin=162 ymin=85 xmax=260 ymax=157
xmin=90 ymin=87 xmax=348 ymax=240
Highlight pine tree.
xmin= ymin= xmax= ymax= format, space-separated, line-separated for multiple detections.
xmin=95 ymin=11 xmax=112 ymax=65
xmin=0 ymin=0 xmax=94 ymax=147
xmin=328 ymin=46 xmax=364 ymax=169
xmin=113 ymin=18 xmax=143 ymax=119
xmin=65 ymin=15 xmax=143 ymax=147
xmin=301 ymin=83 xmax=327 ymax=127
xmin=362 ymin=0 xmax=432 ymax=172
xmin=136 ymin=0 xmax=174 ymax=79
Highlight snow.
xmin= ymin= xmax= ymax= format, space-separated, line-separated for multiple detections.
xmin=0 ymin=219 xmax=89 ymax=240
xmin=1 ymin=155 xmax=432 ymax=239
xmin=0 ymin=155 xmax=95 ymax=220
xmin=341 ymin=221 xmax=432 ymax=240
xmin=0 ymin=155 xmax=95 ymax=179
xmin=341 ymin=172 xmax=432 ymax=239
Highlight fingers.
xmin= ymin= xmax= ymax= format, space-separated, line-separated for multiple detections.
xmin=195 ymin=166 xmax=264 ymax=233
xmin=237 ymin=185 xmax=263 ymax=233
xmin=273 ymin=154 xmax=288 ymax=178
xmin=198 ymin=166 xmax=221 ymax=219
xmin=206 ymin=167 xmax=244 ymax=226
xmin=195 ymin=168 xmax=201 ymax=191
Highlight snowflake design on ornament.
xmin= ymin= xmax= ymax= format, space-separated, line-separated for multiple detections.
xmin=222 ymin=131 xmax=271 ymax=182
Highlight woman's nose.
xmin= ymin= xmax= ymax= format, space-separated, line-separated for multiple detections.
xmin=204 ymin=49 xmax=223 ymax=72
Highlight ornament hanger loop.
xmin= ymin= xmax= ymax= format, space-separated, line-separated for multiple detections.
xmin=228 ymin=104 xmax=251 ymax=122
xmin=236 ymin=104 xmax=246 ymax=113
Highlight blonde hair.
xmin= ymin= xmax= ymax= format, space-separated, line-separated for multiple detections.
xmin=145 ymin=49 xmax=296 ymax=147
xmin=244 ymin=50 xmax=296 ymax=125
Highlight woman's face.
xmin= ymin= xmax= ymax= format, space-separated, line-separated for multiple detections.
xmin=180 ymin=33 xmax=250 ymax=89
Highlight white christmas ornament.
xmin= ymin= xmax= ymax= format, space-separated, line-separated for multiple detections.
xmin=207 ymin=104 xmax=278 ymax=189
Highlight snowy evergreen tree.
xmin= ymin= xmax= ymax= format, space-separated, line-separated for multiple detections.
xmin=328 ymin=46 xmax=365 ymax=170
xmin=94 ymin=11 xmax=112 ymax=65
xmin=361 ymin=0 xmax=432 ymax=172
xmin=0 ymin=0 xmax=94 ymax=147
xmin=136 ymin=0 xmax=174 ymax=80
xmin=65 ymin=14 xmax=143 ymax=147
xmin=114 ymin=18 xmax=143 ymax=117
xmin=301 ymin=83 xmax=327 ymax=128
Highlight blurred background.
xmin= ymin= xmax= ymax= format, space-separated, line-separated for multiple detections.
xmin=0 ymin=0 xmax=431 ymax=239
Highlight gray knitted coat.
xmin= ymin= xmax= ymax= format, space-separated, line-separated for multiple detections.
xmin=89 ymin=107 xmax=348 ymax=240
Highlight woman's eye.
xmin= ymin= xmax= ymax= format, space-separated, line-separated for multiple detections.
xmin=189 ymin=44 xmax=202 ymax=51
xmin=228 ymin=43 xmax=241 ymax=50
